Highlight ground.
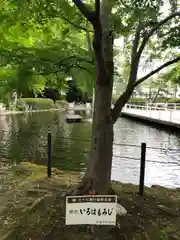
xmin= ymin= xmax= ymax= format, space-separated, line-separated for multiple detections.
xmin=0 ymin=162 xmax=179 ymax=240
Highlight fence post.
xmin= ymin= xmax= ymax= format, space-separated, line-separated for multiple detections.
xmin=47 ymin=132 xmax=52 ymax=178
xmin=139 ymin=142 xmax=146 ymax=196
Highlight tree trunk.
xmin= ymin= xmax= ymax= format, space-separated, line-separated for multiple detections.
xmin=81 ymin=84 xmax=113 ymax=194
xmin=73 ymin=58 xmax=114 ymax=195
xmin=72 ymin=0 xmax=114 ymax=195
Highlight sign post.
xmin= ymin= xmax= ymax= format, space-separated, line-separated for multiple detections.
xmin=66 ymin=195 xmax=117 ymax=226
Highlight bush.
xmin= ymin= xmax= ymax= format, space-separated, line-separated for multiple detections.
xmin=55 ymin=100 xmax=68 ymax=109
xmin=154 ymin=97 xmax=170 ymax=103
xmin=167 ymin=98 xmax=180 ymax=103
xmin=59 ymin=95 xmax=66 ymax=101
xmin=19 ymin=98 xmax=55 ymax=110
xmin=128 ymin=97 xmax=147 ymax=105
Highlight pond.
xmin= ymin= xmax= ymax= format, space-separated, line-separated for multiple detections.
xmin=0 ymin=110 xmax=180 ymax=188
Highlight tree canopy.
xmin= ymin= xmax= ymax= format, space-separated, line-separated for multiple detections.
xmin=0 ymin=0 xmax=95 ymax=100
xmin=0 ymin=0 xmax=179 ymax=103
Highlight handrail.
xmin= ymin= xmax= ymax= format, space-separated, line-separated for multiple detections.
xmin=124 ymin=104 xmax=168 ymax=111
xmin=122 ymin=103 xmax=180 ymax=123
xmin=124 ymin=103 xmax=179 ymax=111
xmin=124 ymin=102 xmax=180 ymax=110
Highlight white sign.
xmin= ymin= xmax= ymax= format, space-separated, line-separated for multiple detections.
xmin=65 ymin=195 xmax=117 ymax=226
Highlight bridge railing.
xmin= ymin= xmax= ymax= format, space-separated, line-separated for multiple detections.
xmin=124 ymin=102 xmax=180 ymax=110
xmin=122 ymin=103 xmax=180 ymax=123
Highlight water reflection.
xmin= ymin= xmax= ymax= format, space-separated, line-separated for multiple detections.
xmin=0 ymin=111 xmax=180 ymax=188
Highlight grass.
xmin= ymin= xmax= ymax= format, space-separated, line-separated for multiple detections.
xmin=0 ymin=162 xmax=179 ymax=239
xmin=19 ymin=98 xmax=55 ymax=110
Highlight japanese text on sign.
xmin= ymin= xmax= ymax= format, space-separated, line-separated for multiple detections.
xmin=65 ymin=195 xmax=117 ymax=225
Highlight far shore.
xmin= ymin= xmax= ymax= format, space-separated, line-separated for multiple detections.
xmin=0 ymin=108 xmax=64 ymax=116
xmin=0 ymin=102 xmax=92 ymax=116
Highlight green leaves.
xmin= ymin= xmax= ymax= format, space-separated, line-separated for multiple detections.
xmin=163 ymin=64 xmax=180 ymax=84
xmin=0 ymin=0 xmax=96 ymax=98
xmin=0 ymin=0 xmax=179 ymax=102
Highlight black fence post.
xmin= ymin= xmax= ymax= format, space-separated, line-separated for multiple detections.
xmin=139 ymin=142 xmax=146 ymax=196
xmin=47 ymin=132 xmax=52 ymax=178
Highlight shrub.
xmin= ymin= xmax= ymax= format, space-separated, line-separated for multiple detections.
xmin=128 ymin=97 xmax=147 ymax=105
xmin=19 ymin=98 xmax=55 ymax=110
xmin=154 ymin=97 xmax=170 ymax=103
xmin=58 ymin=95 xmax=66 ymax=101
xmin=55 ymin=100 xmax=68 ymax=109
xmin=167 ymin=98 xmax=180 ymax=103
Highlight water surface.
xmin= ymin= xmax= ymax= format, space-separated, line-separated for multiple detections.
xmin=0 ymin=110 xmax=180 ymax=188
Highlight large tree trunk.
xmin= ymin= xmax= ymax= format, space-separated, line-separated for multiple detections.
xmin=73 ymin=0 xmax=114 ymax=195
xmin=81 ymin=84 xmax=113 ymax=194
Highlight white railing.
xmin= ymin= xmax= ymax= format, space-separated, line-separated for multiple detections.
xmin=122 ymin=103 xmax=180 ymax=124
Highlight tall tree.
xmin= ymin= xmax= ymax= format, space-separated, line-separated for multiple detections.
xmin=72 ymin=0 xmax=180 ymax=194
xmin=1 ymin=0 xmax=179 ymax=194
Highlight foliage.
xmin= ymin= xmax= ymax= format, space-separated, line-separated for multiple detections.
xmin=19 ymin=98 xmax=55 ymax=110
xmin=55 ymin=99 xmax=68 ymax=109
xmin=154 ymin=97 xmax=170 ymax=103
xmin=40 ymin=88 xmax=61 ymax=103
xmin=137 ymin=74 xmax=178 ymax=102
xmin=162 ymin=64 xmax=180 ymax=84
xmin=0 ymin=0 xmax=95 ymax=101
xmin=0 ymin=0 xmax=179 ymax=105
xmin=167 ymin=98 xmax=180 ymax=103
xmin=128 ymin=97 xmax=147 ymax=105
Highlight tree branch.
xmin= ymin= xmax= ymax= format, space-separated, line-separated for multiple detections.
xmin=110 ymin=25 xmax=142 ymax=123
xmin=111 ymin=82 xmax=134 ymax=123
xmin=95 ymin=0 xmax=100 ymax=18
xmin=134 ymin=56 xmax=180 ymax=87
xmin=39 ymin=63 xmax=93 ymax=76
xmin=72 ymin=0 xmax=96 ymax=25
xmin=64 ymin=63 xmax=93 ymax=75
xmin=61 ymin=15 xmax=93 ymax=32
xmin=137 ymin=11 xmax=180 ymax=59
xmin=57 ymin=55 xmax=94 ymax=66
xmin=111 ymin=56 xmax=180 ymax=124
xmin=129 ymin=23 xmax=142 ymax=83
xmin=111 ymin=12 xmax=180 ymax=124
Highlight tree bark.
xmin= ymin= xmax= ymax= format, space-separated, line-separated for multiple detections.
xmin=82 ymin=84 xmax=114 ymax=194
xmin=72 ymin=0 xmax=114 ymax=195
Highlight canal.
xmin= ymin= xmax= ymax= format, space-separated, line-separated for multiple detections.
xmin=0 ymin=110 xmax=180 ymax=188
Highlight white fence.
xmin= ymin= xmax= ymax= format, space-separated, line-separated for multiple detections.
xmin=122 ymin=103 xmax=180 ymax=124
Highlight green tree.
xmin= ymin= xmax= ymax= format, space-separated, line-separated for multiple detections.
xmin=0 ymin=1 xmax=95 ymax=99
xmin=71 ymin=0 xmax=180 ymax=194
xmin=163 ymin=64 xmax=180 ymax=85
xmin=0 ymin=0 xmax=179 ymax=194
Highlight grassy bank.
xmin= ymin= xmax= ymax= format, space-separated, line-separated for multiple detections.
xmin=0 ymin=98 xmax=68 ymax=116
xmin=0 ymin=163 xmax=179 ymax=240
xmin=5 ymin=98 xmax=68 ymax=113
